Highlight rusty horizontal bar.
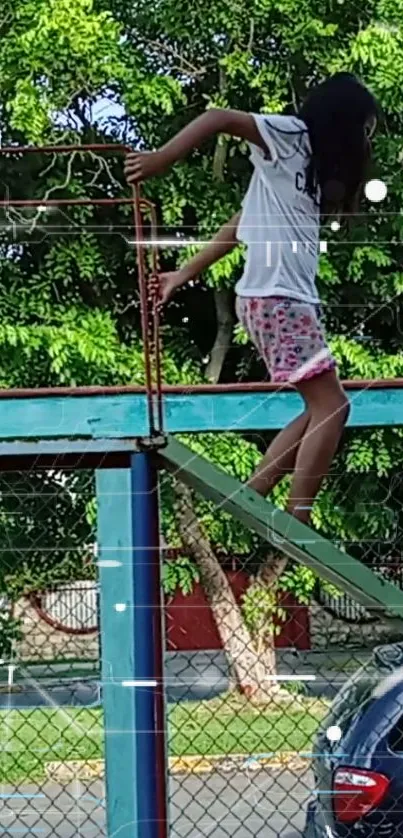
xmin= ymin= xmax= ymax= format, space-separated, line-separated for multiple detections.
xmin=0 ymin=197 xmax=142 ymax=208
xmin=0 ymin=379 xmax=398 ymax=399
xmin=0 ymin=143 xmax=132 ymax=155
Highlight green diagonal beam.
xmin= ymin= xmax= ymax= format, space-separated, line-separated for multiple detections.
xmin=159 ymin=435 xmax=403 ymax=625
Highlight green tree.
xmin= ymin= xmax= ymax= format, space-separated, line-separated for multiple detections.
xmin=0 ymin=0 xmax=197 ymax=615
xmin=0 ymin=0 xmax=402 ymax=696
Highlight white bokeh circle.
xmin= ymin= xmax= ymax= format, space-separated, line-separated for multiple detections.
xmin=326 ymin=724 xmax=342 ymax=743
xmin=330 ymin=220 xmax=340 ymax=232
xmin=365 ymin=179 xmax=387 ymax=203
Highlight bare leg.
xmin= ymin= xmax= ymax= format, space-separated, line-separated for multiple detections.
xmin=247 ymin=409 xmax=310 ymax=497
xmin=287 ymin=370 xmax=350 ymax=524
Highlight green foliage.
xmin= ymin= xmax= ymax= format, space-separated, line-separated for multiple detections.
xmin=162 ymin=556 xmax=200 ymax=596
xmin=279 ymin=565 xmax=340 ymax=604
xmin=0 ymin=472 xmax=95 ymax=600
xmin=233 ymin=323 xmax=250 ymax=346
xmin=0 ymin=0 xmax=403 ymax=611
xmin=241 ymin=583 xmax=287 ymax=644
xmin=179 ymin=433 xmax=261 ymax=484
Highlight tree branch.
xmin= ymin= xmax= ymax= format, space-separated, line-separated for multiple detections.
xmin=205 ymin=66 xmax=234 ymax=383
xmin=141 ymin=37 xmax=207 ymax=78
xmin=247 ymin=19 xmax=255 ymax=51
xmin=205 ymin=288 xmax=234 ymax=382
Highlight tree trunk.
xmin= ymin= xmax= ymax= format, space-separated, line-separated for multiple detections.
xmin=252 ymin=550 xmax=290 ymax=691
xmin=172 ymin=480 xmax=285 ymax=700
xmin=258 ymin=552 xmax=289 ymax=589
xmin=205 ymin=288 xmax=234 ymax=383
xmin=204 ymin=66 xmax=234 ymax=385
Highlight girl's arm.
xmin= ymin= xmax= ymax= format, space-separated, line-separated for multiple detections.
xmin=124 ymin=110 xmax=268 ymax=184
xmin=178 ymin=210 xmax=241 ymax=281
xmin=152 ymin=211 xmax=241 ymax=306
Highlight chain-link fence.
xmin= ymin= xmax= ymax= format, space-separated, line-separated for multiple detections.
xmin=2 ymin=453 xmax=403 ymax=837
xmin=0 ymin=467 xmax=104 ymax=837
xmin=164 ymin=459 xmax=403 ymax=838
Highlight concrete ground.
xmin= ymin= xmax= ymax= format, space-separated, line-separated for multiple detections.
xmin=0 ymin=781 xmax=105 ymax=836
xmin=170 ymin=766 xmax=311 ymax=837
xmin=0 ymin=768 xmax=311 ymax=836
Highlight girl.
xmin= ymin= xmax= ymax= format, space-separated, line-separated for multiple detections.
xmin=124 ymin=72 xmax=378 ymax=525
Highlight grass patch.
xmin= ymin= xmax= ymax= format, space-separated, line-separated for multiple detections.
xmin=169 ymin=693 xmax=328 ymax=757
xmin=0 ymin=693 xmax=329 ymax=783
xmin=0 ymin=707 xmax=102 ymax=784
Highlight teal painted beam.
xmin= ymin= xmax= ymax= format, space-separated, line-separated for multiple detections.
xmin=0 ymin=437 xmax=163 ymax=470
xmin=96 ymin=467 xmax=139 ymax=838
xmin=0 ymin=439 xmax=145 ymax=456
xmin=159 ymin=435 xmax=403 ymax=625
xmin=0 ymin=385 xmax=402 ymax=441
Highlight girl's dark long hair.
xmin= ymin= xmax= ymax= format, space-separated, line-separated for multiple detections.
xmin=299 ymin=72 xmax=378 ymax=220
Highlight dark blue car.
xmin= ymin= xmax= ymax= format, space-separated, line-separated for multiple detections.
xmin=305 ymin=642 xmax=403 ymax=837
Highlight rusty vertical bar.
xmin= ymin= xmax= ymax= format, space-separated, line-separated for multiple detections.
xmin=132 ymin=184 xmax=156 ymax=436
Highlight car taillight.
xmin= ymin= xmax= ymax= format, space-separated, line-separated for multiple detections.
xmin=333 ymin=768 xmax=390 ymax=823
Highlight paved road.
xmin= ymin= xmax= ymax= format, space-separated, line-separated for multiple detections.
xmin=170 ymin=766 xmax=311 ymax=837
xmin=0 ymin=648 xmax=368 ymax=708
xmin=165 ymin=648 xmax=365 ymax=702
xmin=0 ymin=768 xmax=311 ymax=836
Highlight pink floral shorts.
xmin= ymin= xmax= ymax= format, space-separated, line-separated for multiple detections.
xmin=236 ymin=296 xmax=336 ymax=384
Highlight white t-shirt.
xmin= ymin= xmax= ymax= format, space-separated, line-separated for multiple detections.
xmin=235 ymin=114 xmax=321 ymax=304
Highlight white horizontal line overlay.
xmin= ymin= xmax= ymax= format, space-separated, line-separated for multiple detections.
xmin=265 ymin=674 xmax=316 ymax=682
xmin=127 ymin=238 xmax=211 ymax=247
xmin=126 ymin=238 xmax=332 ymax=249
xmin=97 ymin=560 xmax=122 ymax=568
xmin=122 ymin=679 xmax=158 ymax=687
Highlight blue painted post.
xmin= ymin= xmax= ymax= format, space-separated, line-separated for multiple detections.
xmin=96 ymin=455 xmax=168 ymax=838
xmin=131 ymin=453 xmax=168 ymax=838
xmin=96 ymin=466 xmax=139 ymax=838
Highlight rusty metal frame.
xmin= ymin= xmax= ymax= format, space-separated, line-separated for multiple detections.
xmin=0 ymin=142 xmax=163 ymax=436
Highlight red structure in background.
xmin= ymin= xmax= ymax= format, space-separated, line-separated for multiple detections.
xmin=30 ymin=568 xmax=310 ymax=650
xmin=165 ymin=568 xmax=310 ymax=651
